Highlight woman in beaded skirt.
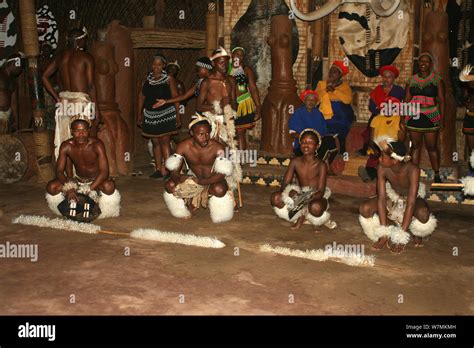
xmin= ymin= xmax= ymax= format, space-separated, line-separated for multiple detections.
xmin=405 ymin=53 xmax=445 ymax=183
xmin=137 ymin=55 xmax=180 ymax=178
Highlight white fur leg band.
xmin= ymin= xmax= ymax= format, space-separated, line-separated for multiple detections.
xmin=163 ymin=191 xmax=191 ymax=219
xmin=165 ymin=153 xmax=184 ymax=171
xmin=409 ymin=214 xmax=437 ymax=238
xmin=98 ymin=190 xmax=121 ymax=218
xmin=388 ymin=226 xmax=411 ymax=245
xmin=209 ymin=192 xmax=234 ymax=223
xmin=45 ymin=192 xmax=64 ymax=216
xmin=461 ymin=176 xmax=474 ymax=196
xmin=470 ymin=150 xmax=474 ymax=169
xmin=359 ymin=214 xmax=381 ymax=242
xmin=214 ymin=157 xmax=233 ymax=176
xmin=273 ymin=205 xmax=303 ymax=222
xmin=305 ymin=210 xmax=331 ymax=227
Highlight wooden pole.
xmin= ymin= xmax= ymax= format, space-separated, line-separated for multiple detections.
xmin=206 ymin=2 xmax=218 ymax=57
xmin=19 ymin=0 xmax=54 ymax=182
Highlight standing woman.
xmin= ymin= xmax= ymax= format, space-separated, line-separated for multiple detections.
xmin=137 ymin=55 xmax=180 ymax=178
xmin=229 ymin=47 xmax=262 ymax=150
xmin=405 ymin=53 xmax=445 ymax=183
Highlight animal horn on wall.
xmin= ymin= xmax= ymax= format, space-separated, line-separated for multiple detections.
xmin=289 ymin=0 xmax=401 ymax=22
xmin=289 ymin=0 xmax=341 ymax=21
xmin=369 ymin=0 xmax=401 ymax=17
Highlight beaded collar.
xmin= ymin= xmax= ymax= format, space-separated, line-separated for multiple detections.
xmin=147 ymin=72 xmax=168 ymax=85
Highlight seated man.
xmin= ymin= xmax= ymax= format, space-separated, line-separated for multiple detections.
xmin=270 ymin=129 xmax=337 ymax=232
xmin=316 ymin=60 xmax=355 ymax=154
xmin=358 ymin=137 xmax=437 ymax=254
xmin=164 ymin=115 xmax=234 ymax=223
xmin=45 ymin=117 xmax=121 ymax=221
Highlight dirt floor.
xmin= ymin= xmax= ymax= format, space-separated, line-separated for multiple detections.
xmin=0 ymin=174 xmax=473 ymax=315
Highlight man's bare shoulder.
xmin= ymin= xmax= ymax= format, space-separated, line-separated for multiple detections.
xmin=61 ymin=139 xmax=74 ymax=150
xmin=176 ymin=138 xmax=193 ymax=153
xmin=209 ymin=139 xmax=225 ymax=151
xmin=90 ymin=137 xmax=105 ymax=150
xmin=289 ymin=156 xmax=302 ymax=166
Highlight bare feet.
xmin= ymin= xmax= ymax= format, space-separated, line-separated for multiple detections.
xmin=389 ymin=242 xmax=406 ymax=254
xmin=291 ymin=215 xmax=305 ymax=230
xmin=187 ymin=203 xmax=199 ymax=215
xmin=414 ymin=236 xmax=424 ymax=248
xmin=372 ymin=236 xmax=388 ymax=250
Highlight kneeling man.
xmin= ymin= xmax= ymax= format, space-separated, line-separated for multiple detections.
xmin=359 ymin=136 xmax=437 ymax=253
xmin=45 ymin=117 xmax=120 ymax=221
xmin=270 ymin=129 xmax=337 ymax=232
xmin=164 ymin=115 xmax=234 ymax=223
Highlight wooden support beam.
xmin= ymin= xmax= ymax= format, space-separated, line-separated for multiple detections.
xmin=130 ymin=29 xmax=206 ymax=49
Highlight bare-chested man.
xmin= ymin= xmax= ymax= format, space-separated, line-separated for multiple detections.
xmin=42 ymin=28 xmax=100 ymax=159
xmin=163 ymin=115 xmax=234 ymax=223
xmin=359 ymin=136 xmax=437 ymax=254
xmin=270 ymin=129 xmax=337 ymax=232
xmin=196 ymin=47 xmax=237 ymax=145
xmin=45 ymin=118 xmax=121 ymax=220
xmin=0 ymin=53 xmax=24 ymax=134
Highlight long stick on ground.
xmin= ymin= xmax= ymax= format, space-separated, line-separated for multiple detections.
xmin=12 ymin=214 xmax=225 ymax=249
xmin=237 ymin=182 xmax=243 ymax=208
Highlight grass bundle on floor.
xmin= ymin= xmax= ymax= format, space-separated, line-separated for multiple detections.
xmin=13 ymin=214 xmax=100 ymax=234
xmin=130 ymin=228 xmax=225 ymax=249
xmin=259 ymin=244 xmax=375 ymax=267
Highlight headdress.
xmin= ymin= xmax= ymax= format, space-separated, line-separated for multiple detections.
xmin=189 ymin=113 xmax=211 ymax=130
xmin=299 ymin=90 xmax=319 ymax=102
xmin=299 ymin=128 xmax=322 ymax=149
xmin=374 ymin=135 xmax=411 ymax=162
xmin=379 ymin=65 xmax=400 ymax=78
xmin=196 ymin=57 xmax=213 ymax=70
xmin=332 ymin=60 xmax=349 ymax=76
xmin=211 ymin=46 xmax=230 ymax=61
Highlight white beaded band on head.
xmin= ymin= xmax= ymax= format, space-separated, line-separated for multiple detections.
xmin=196 ymin=61 xmax=213 ymax=70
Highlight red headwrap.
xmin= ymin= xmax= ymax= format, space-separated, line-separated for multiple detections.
xmin=379 ymin=65 xmax=400 ymax=78
xmin=332 ymin=60 xmax=349 ymax=76
xmin=299 ymin=89 xmax=318 ymax=102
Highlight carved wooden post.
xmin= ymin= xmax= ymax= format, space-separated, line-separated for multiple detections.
xmin=421 ymin=9 xmax=456 ymax=167
xmin=261 ymin=15 xmax=302 ymax=155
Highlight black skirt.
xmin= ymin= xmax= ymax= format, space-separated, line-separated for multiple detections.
xmin=142 ymin=105 xmax=177 ymax=137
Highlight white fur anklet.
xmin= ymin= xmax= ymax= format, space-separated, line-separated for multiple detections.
xmin=359 ymin=214 xmax=381 ymax=242
xmin=209 ymin=191 xmax=234 ymax=223
xmin=45 ymin=192 xmax=64 ymax=216
xmin=409 ymin=214 xmax=437 ymax=238
xmin=305 ymin=210 xmax=331 ymax=227
xmin=163 ymin=191 xmax=191 ymax=219
xmin=98 ymin=190 xmax=121 ymax=218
